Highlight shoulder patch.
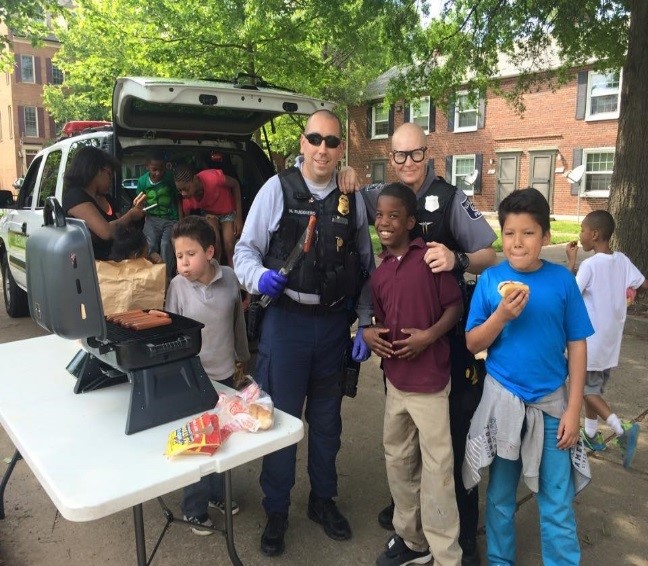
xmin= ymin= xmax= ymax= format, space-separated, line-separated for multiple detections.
xmin=460 ymin=197 xmax=483 ymax=220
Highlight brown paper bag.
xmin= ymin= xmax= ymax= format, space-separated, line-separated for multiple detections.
xmin=95 ymin=258 xmax=166 ymax=315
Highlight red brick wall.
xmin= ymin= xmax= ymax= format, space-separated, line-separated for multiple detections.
xmin=348 ymin=66 xmax=618 ymax=217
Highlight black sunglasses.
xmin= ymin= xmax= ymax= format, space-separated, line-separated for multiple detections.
xmin=304 ymin=132 xmax=342 ymax=149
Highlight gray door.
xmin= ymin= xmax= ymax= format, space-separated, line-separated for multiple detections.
xmin=496 ymin=154 xmax=519 ymax=206
xmin=529 ymin=152 xmax=554 ymax=207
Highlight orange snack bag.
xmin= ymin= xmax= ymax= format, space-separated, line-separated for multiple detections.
xmin=164 ymin=412 xmax=222 ymax=457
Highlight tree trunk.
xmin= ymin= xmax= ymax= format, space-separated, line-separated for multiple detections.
xmin=608 ymin=0 xmax=648 ymax=274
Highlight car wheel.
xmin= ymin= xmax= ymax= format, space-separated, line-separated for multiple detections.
xmin=1 ymin=253 xmax=29 ymax=317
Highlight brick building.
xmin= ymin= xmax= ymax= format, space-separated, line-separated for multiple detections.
xmin=0 ymin=24 xmax=64 ymax=193
xmin=347 ymin=63 xmax=621 ymax=217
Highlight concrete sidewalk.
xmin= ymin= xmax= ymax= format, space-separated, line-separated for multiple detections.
xmin=1 ymin=244 xmax=647 ymax=565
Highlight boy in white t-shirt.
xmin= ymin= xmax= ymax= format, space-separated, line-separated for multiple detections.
xmin=566 ymin=210 xmax=647 ymax=468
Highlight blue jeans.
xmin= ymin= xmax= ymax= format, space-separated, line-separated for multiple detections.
xmin=255 ymin=304 xmax=348 ymax=515
xmin=181 ymin=376 xmax=234 ymax=519
xmin=143 ymin=215 xmax=177 ymax=279
xmin=486 ymin=413 xmax=580 ymax=565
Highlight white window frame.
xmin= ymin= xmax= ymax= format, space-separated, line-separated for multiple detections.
xmin=409 ymin=96 xmax=430 ymax=134
xmin=371 ymin=103 xmax=389 ymax=139
xmin=452 ymin=154 xmax=476 ymax=196
xmin=20 ymin=55 xmax=35 ymax=83
xmin=454 ymin=91 xmax=478 ymax=133
xmin=24 ymin=106 xmax=38 ymax=137
xmin=585 ymin=70 xmax=621 ymax=121
xmin=582 ymin=148 xmax=615 ymax=198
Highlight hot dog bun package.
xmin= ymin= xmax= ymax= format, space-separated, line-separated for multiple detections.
xmin=216 ymin=379 xmax=275 ymax=434
xmin=164 ymin=412 xmax=222 ymax=457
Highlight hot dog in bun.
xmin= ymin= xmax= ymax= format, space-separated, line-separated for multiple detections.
xmin=498 ymin=280 xmax=530 ymax=298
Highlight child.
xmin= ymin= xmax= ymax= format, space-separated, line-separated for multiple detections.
xmin=359 ymin=182 xmax=464 ymax=565
xmin=566 ymin=210 xmax=646 ymax=467
xmin=136 ymin=151 xmax=180 ymax=278
xmin=165 ymin=216 xmax=250 ymax=535
xmin=173 ymin=164 xmax=242 ymax=268
xmin=108 ymin=223 xmax=162 ymax=263
xmin=462 ymin=188 xmax=594 ymax=566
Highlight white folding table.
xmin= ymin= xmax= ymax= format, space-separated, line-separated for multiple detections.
xmin=0 ymin=334 xmax=304 ymax=565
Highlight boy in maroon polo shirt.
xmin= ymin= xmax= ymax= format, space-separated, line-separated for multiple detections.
xmin=363 ymin=182 xmax=464 ymax=566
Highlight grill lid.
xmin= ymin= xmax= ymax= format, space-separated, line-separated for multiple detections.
xmin=27 ymin=197 xmax=107 ymax=341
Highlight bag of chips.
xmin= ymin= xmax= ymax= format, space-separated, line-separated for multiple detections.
xmin=164 ymin=412 xmax=222 ymax=457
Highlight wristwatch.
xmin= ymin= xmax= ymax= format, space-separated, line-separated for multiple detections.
xmin=454 ymin=251 xmax=470 ymax=273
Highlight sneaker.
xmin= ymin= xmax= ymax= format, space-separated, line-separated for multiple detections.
xmin=616 ymin=421 xmax=640 ymax=468
xmin=208 ymin=499 xmax=240 ymax=515
xmin=376 ymin=534 xmax=432 ymax=566
xmin=378 ymin=499 xmax=395 ymax=531
xmin=183 ymin=514 xmax=215 ymax=536
xmin=580 ymin=428 xmax=607 ymax=452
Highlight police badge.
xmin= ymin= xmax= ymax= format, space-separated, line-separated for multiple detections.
xmin=337 ymin=194 xmax=350 ymax=216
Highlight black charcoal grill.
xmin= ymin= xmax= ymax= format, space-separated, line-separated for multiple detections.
xmin=26 ymin=197 xmax=217 ymax=434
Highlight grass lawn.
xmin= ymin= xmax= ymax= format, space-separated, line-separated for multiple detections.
xmin=369 ymin=219 xmax=581 ymax=255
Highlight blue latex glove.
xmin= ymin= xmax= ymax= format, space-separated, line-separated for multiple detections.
xmin=351 ymin=327 xmax=371 ymax=362
xmin=258 ymin=270 xmax=288 ymax=298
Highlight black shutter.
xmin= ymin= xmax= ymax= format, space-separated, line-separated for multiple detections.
xmin=46 ymin=58 xmax=53 ymax=84
xmin=571 ymin=148 xmax=583 ymax=195
xmin=473 ymin=153 xmax=483 ymax=194
xmin=18 ymin=106 xmax=25 ymax=135
xmin=575 ymin=71 xmax=588 ymax=120
xmin=14 ymin=54 xmax=21 ymax=83
xmin=34 ymin=57 xmax=42 ymax=84
xmin=428 ymin=100 xmax=436 ymax=132
xmin=427 ymin=158 xmax=435 ymax=177
xmin=37 ymin=107 xmax=45 ymax=138
xmin=447 ymin=102 xmax=455 ymax=132
xmin=388 ymin=104 xmax=395 ymax=136
xmin=477 ymin=97 xmax=486 ymax=129
xmin=445 ymin=155 xmax=453 ymax=180
xmin=366 ymin=105 xmax=373 ymax=139
xmin=403 ymin=104 xmax=410 ymax=123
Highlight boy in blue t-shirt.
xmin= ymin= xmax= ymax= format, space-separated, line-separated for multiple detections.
xmin=462 ymin=188 xmax=593 ymax=565
xmin=137 ymin=150 xmax=180 ymax=278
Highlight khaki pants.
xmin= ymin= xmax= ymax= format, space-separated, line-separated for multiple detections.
xmin=384 ymin=380 xmax=462 ymax=566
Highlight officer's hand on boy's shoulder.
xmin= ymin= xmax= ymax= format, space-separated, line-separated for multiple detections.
xmin=424 ymin=242 xmax=454 ymax=273
xmin=337 ymin=166 xmax=361 ymax=194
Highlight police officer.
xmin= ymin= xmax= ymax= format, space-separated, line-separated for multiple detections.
xmin=344 ymin=122 xmax=496 ymax=566
xmin=234 ymin=109 xmax=374 ymax=557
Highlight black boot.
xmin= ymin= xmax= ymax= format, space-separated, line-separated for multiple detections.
xmin=307 ymin=497 xmax=352 ymax=541
xmin=260 ymin=512 xmax=289 ymax=557
xmin=377 ymin=499 xmax=394 ymax=530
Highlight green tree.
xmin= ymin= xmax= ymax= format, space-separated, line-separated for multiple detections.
xmin=0 ymin=0 xmax=64 ymax=71
xmin=385 ymin=0 xmax=647 ymax=273
xmin=42 ymin=0 xmax=419 ymax=165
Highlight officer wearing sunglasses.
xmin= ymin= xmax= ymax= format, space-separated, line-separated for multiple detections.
xmin=234 ymin=109 xmax=374 ymax=557
xmin=339 ymin=122 xmax=497 ymax=566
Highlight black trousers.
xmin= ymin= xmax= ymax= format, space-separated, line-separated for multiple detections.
xmin=448 ymin=329 xmax=484 ymax=545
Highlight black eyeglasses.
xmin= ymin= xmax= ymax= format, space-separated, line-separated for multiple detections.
xmin=304 ymin=132 xmax=342 ymax=149
xmin=390 ymin=147 xmax=427 ymax=164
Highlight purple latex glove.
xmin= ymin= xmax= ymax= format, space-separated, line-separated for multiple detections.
xmin=351 ymin=327 xmax=371 ymax=362
xmin=258 ymin=270 xmax=288 ymax=298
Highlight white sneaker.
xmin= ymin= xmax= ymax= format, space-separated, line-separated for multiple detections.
xmin=183 ymin=514 xmax=215 ymax=536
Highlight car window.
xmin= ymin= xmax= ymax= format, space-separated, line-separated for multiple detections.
xmin=61 ymin=137 xmax=109 ymax=200
xmin=17 ymin=155 xmax=43 ymax=209
xmin=37 ymin=150 xmax=63 ymax=208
